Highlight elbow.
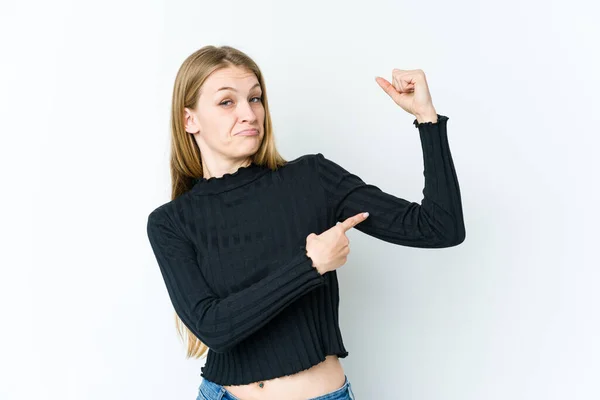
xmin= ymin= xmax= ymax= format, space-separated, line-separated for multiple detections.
xmin=206 ymin=345 xmax=228 ymax=354
xmin=431 ymin=219 xmax=465 ymax=248
xmin=187 ymin=327 xmax=234 ymax=354
xmin=189 ymin=321 xmax=236 ymax=354
xmin=442 ymin=222 xmax=466 ymax=247
xmin=448 ymin=231 xmax=466 ymax=247
xmin=191 ymin=317 xmax=236 ymax=354
xmin=204 ymin=339 xmax=234 ymax=354
xmin=175 ymin=306 xmax=236 ymax=354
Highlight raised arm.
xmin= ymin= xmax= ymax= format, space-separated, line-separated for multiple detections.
xmin=146 ymin=209 xmax=327 ymax=353
xmin=315 ymin=114 xmax=465 ymax=248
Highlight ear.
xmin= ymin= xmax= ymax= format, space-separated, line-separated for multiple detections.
xmin=183 ymin=107 xmax=200 ymax=134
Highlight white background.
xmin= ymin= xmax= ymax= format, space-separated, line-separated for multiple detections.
xmin=1 ymin=0 xmax=599 ymax=399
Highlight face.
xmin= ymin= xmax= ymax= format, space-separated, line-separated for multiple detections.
xmin=185 ymin=65 xmax=265 ymax=165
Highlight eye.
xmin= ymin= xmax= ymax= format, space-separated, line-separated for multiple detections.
xmin=219 ymin=96 xmax=262 ymax=106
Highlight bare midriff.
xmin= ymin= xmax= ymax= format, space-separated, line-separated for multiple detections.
xmin=223 ymin=355 xmax=345 ymax=400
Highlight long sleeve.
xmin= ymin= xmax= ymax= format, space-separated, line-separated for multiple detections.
xmin=146 ymin=209 xmax=327 ymax=353
xmin=315 ymin=114 xmax=465 ymax=248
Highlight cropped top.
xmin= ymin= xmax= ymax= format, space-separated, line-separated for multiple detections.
xmin=146 ymin=114 xmax=465 ymax=385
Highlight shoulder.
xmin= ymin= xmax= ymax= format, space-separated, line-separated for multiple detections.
xmin=146 ymin=192 xmax=192 ymax=230
xmin=285 ymin=152 xmax=318 ymax=165
xmin=279 ymin=153 xmax=330 ymax=178
xmin=146 ymin=199 xmax=196 ymax=245
xmin=146 ymin=202 xmax=173 ymax=232
xmin=294 ymin=152 xmax=348 ymax=174
xmin=282 ymin=152 xmax=349 ymax=179
xmin=285 ymin=152 xmax=331 ymax=169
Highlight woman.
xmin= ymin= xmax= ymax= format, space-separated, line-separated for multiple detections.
xmin=146 ymin=45 xmax=465 ymax=400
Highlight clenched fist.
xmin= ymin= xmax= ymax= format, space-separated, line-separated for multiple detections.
xmin=305 ymin=212 xmax=370 ymax=275
xmin=375 ymin=69 xmax=437 ymax=123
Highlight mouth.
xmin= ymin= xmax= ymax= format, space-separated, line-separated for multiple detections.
xmin=235 ymin=129 xmax=259 ymax=136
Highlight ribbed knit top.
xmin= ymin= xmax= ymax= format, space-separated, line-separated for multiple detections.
xmin=146 ymin=114 xmax=465 ymax=385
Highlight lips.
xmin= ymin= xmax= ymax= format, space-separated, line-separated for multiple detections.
xmin=236 ymin=129 xmax=259 ymax=136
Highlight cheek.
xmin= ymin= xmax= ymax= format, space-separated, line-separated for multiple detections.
xmin=257 ymin=107 xmax=266 ymax=124
xmin=215 ymin=117 xmax=237 ymax=139
xmin=202 ymin=126 xmax=230 ymax=145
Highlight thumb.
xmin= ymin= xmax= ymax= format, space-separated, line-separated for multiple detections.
xmin=375 ymin=76 xmax=401 ymax=104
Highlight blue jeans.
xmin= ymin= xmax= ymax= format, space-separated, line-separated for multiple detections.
xmin=197 ymin=374 xmax=355 ymax=400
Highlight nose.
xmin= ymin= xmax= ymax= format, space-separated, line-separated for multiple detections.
xmin=237 ymin=100 xmax=258 ymax=123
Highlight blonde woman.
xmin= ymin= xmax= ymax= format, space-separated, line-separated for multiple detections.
xmin=146 ymin=45 xmax=465 ymax=400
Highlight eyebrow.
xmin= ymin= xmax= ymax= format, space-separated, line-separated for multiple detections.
xmin=216 ymin=83 xmax=261 ymax=93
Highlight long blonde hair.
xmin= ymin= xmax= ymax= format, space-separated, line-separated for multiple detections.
xmin=169 ymin=45 xmax=287 ymax=359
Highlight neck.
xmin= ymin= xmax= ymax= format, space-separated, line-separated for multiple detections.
xmin=191 ymin=159 xmax=267 ymax=196
xmin=201 ymin=158 xmax=253 ymax=180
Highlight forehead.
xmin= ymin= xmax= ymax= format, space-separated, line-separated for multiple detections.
xmin=203 ymin=66 xmax=260 ymax=92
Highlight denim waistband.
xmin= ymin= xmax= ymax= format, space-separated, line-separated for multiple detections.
xmin=198 ymin=374 xmax=355 ymax=400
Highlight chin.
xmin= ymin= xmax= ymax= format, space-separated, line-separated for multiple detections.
xmin=238 ymin=140 xmax=261 ymax=153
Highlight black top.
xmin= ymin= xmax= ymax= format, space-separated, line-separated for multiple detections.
xmin=146 ymin=114 xmax=465 ymax=385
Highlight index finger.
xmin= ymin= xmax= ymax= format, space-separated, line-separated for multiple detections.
xmin=375 ymin=76 xmax=401 ymax=104
xmin=339 ymin=212 xmax=370 ymax=232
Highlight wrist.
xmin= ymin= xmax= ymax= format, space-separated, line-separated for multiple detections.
xmin=312 ymin=262 xmax=325 ymax=276
xmin=414 ymin=104 xmax=437 ymax=123
xmin=313 ymin=264 xmax=324 ymax=275
xmin=306 ymin=252 xmax=323 ymax=275
xmin=414 ymin=111 xmax=438 ymax=124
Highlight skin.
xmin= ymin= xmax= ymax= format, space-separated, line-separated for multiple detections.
xmin=184 ymin=65 xmax=266 ymax=179
xmin=184 ymin=65 xmax=438 ymax=399
xmin=375 ymin=68 xmax=438 ymax=123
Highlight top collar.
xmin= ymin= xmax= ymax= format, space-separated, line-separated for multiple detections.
xmin=191 ymin=162 xmax=269 ymax=195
